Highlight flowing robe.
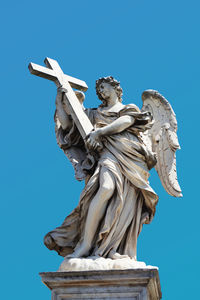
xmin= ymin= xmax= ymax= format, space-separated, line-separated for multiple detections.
xmin=44 ymin=104 xmax=158 ymax=259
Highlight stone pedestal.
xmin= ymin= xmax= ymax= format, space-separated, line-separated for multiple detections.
xmin=40 ymin=268 xmax=162 ymax=299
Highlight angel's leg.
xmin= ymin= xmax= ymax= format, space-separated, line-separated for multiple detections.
xmin=67 ymin=166 xmax=115 ymax=258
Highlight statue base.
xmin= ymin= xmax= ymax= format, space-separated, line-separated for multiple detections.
xmin=40 ymin=268 xmax=162 ymax=299
xmin=59 ymin=256 xmax=153 ymax=271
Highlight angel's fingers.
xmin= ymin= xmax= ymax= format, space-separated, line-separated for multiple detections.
xmin=97 ymin=142 xmax=103 ymax=151
xmin=86 ymin=137 xmax=93 ymax=146
xmin=91 ymin=141 xmax=98 ymax=148
xmin=93 ymin=142 xmax=99 ymax=150
xmin=86 ymin=139 xmax=94 ymax=150
xmin=60 ymin=87 xmax=68 ymax=93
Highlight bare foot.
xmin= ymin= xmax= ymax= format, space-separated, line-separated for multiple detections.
xmin=65 ymin=243 xmax=90 ymax=259
xmin=108 ymin=250 xmax=130 ymax=260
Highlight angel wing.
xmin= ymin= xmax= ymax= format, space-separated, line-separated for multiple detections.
xmin=141 ymin=90 xmax=182 ymax=197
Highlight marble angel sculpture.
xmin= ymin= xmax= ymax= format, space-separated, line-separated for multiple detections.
xmin=44 ymin=76 xmax=182 ymax=261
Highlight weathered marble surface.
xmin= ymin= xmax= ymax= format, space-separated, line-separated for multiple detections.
xmin=40 ymin=268 xmax=162 ymax=299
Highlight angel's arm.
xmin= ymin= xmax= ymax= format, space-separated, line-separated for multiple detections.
xmin=86 ymin=115 xmax=135 ymax=150
xmin=99 ymin=115 xmax=135 ymax=136
xmin=55 ymin=89 xmax=72 ymax=130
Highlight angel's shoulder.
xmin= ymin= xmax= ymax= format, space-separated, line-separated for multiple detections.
xmin=120 ymin=103 xmax=140 ymax=114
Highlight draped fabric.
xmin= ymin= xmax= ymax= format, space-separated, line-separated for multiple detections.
xmin=44 ymin=104 xmax=158 ymax=260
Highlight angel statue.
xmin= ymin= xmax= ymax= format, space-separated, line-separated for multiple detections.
xmin=42 ymin=75 xmax=182 ymax=263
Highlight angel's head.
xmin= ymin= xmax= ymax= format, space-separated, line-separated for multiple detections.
xmin=96 ymin=76 xmax=123 ymax=106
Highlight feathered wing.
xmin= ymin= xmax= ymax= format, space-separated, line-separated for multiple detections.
xmin=141 ymin=90 xmax=182 ymax=197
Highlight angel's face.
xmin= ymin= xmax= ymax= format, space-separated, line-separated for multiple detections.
xmin=98 ymin=82 xmax=117 ymax=101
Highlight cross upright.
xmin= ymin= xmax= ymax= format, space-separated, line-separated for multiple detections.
xmin=28 ymin=57 xmax=94 ymax=139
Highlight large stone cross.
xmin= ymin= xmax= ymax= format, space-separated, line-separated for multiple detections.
xmin=28 ymin=57 xmax=94 ymax=139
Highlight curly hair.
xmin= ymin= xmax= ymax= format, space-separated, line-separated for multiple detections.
xmin=96 ymin=76 xmax=123 ymax=105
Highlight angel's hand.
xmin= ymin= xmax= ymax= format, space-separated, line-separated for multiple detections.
xmin=57 ymin=86 xmax=68 ymax=94
xmin=85 ymin=130 xmax=103 ymax=151
xmin=56 ymin=86 xmax=68 ymax=103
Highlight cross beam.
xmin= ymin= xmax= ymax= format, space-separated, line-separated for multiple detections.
xmin=28 ymin=58 xmax=94 ymax=139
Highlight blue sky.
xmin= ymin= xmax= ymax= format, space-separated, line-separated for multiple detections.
xmin=1 ymin=0 xmax=199 ymax=299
